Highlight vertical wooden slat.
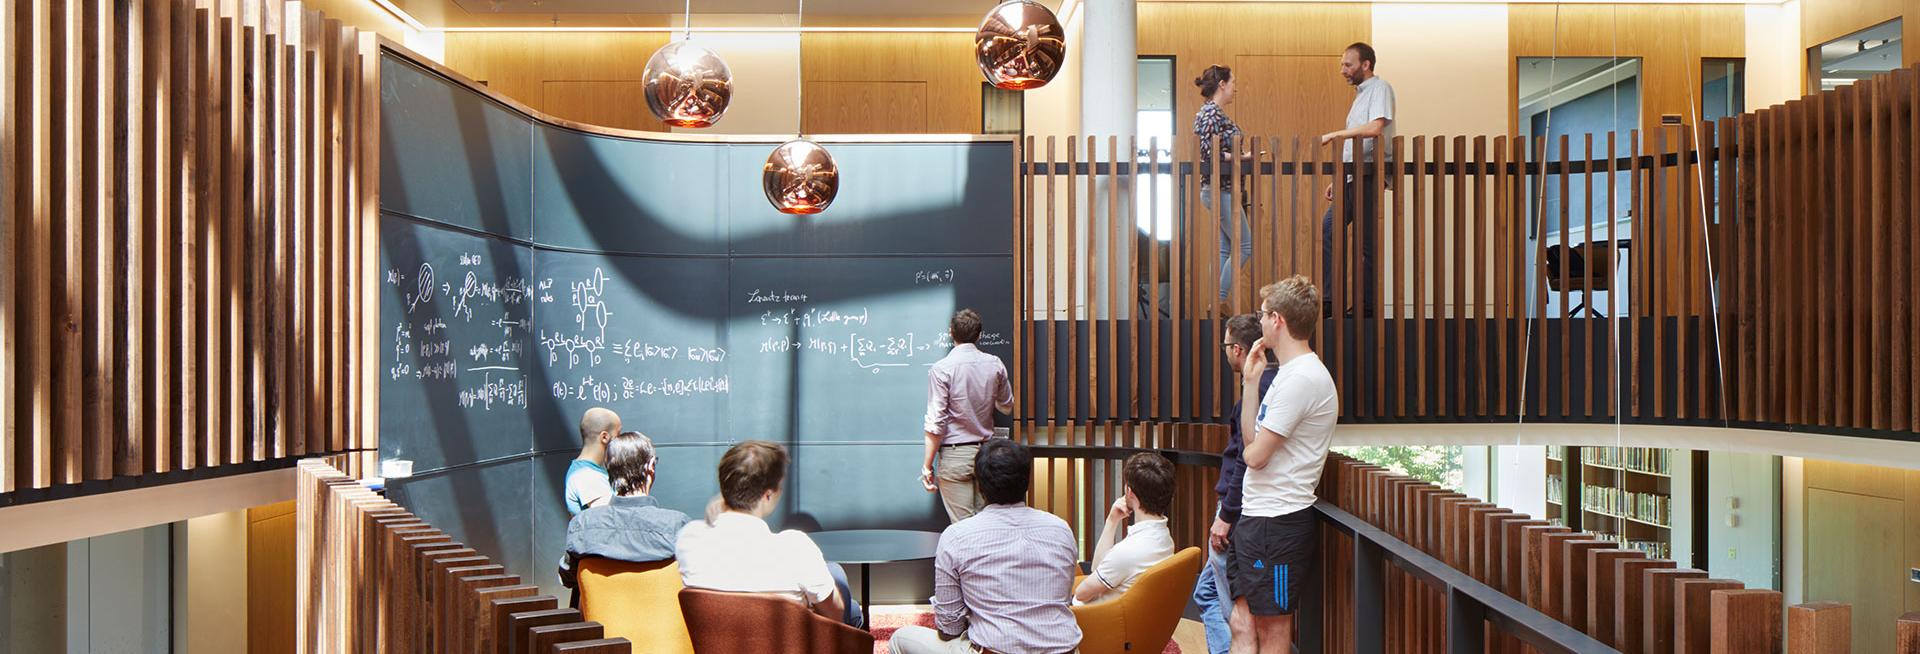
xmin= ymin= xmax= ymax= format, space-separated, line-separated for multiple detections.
xmin=289 ymin=3 xmax=310 ymax=456
xmin=1677 ymin=124 xmax=1692 ymax=422
xmin=1605 ymin=132 xmax=1618 ymax=420
xmin=52 ymin=0 xmax=85 ymax=484
xmin=1146 ymin=137 xmax=1159 ymax=424
xmin=242 ymin=0 xmax=264 ymax=462
xmin=221 ymin=0 xmax=243 ymax=465
xmin=1065 ymin=136 xmax=1077 ymax=429
xmin=1172 ymin=140 xmax=1185 ymax=421
xmin=1017 ymin=136 xmax=1030 ymax=436
xmin=1851 ymin=80 xmax=1868 ymax=430
xmin=1822 ymin=91 xmax=1841 ymax=427
xmin=1044 ymin=137 xmax=1056 ymax=429
xmin=1374 ymin=136 xmax=1388 ymax=417
xmin=1411 ymin=136 xmax=1426 ymax=417
xmin=1451 ymin=135 xmax=1465 ymax=418
xmin=1650 ymin=129 xmax=1666 ymax=420
xmin=1471 ymin=136 xmax=1487 ymax=417
xmin=1084 ymin=137 xmax=1097 ymax=431
xmin=1106 ymin=136 xmax=1119 ymax=433
xmin=1580 ymin=134 xmax=1593 ymax=419
xmin=1306 ymin=136 xmax=1320 ymax=353
xmin=327 ymin=18 xmax=347 ymax=454
xmin=1697 ymin=120 xmax=1716 ymax=421
xmin=1710 ymin=589 xmax=1782 ymax=654
xmin=80 ymin=0 xmax=114 ymax=482
xmin=19 ymin=0 xmax=52 ymax=487
xmin=1627 ymin=131 xmax=1642 ymax=419
xmin=1494 ymin=136 xmax=1508 ymax=418
xmin=196 ymin=0 xmax=221 ymax=469
xmin=0 ymin=0 xmax=17 ymax=493
xmin=1891 ymin=69 xmax=1912 ymax=432
xmin=1534 ymin=136 xmax=1548 ymax=418
xmin=1390 ymin=136 xmax=1405 ymax=417
xmin=113 ymin=0 xmax=143 ymax=477
xmin=1331 ymin=137 xmax=1346 ymax=417
xmin=1555 ymin=134 xmax=1568 ymax=419
xmin=1868 ymin=75 xmax=1889 ymax=431
xmin=1786 ymin=602 xmax=1850 ymax=654
xmin=266 ymin=0 xmax=287 ymax=458
xmin=1910 ymin=68 xmax=1920 ymax=432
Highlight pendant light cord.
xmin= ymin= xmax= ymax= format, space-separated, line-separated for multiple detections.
xmin=796 ymin=0 xmax=805 ymax=139
xmin=683 ymin=0 xmax=692 ymax=40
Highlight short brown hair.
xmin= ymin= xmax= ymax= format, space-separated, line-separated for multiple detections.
xmin=1123 ymin=452 xmax=1175 ymax=517
xmin=1225 ymin=313 xmax=1262 ymax=349
xmin=1346 ymin=42 xmax=1377 ymax=70
xmin=1259 ymin=276 xmax=1321 ymax=341
xmin=717 ymin=440 xmax=788 ymax=511
xmin=951 ymin=309 xmax=984 ymax=344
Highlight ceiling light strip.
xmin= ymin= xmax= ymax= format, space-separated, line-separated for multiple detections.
xmin=437 ymin=25 xmax=978 ymax=32
xmin=366 ymin=0 xmax=430 ymax=32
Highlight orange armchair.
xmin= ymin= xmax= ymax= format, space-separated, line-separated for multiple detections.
xmin=678 ymin=587 xmax=874 ymax=654
xmin=1071 ymin=547 xmax=1205 ymax=654
xmin=577 ymin=558 xmax=696 ymax=654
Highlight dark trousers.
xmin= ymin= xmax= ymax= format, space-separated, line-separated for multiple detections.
xmin=1321 ymin=173 xmax=1382 ymax=317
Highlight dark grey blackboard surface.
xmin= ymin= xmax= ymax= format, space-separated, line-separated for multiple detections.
xmin=377 ymin=49 xmax=1015 ymax=597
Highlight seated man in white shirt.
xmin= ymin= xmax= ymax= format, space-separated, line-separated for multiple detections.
xmin=1074 ymin=452 xmax=1177 ymax=605
xmin=675 ymin=440 xmax=863 ymax=628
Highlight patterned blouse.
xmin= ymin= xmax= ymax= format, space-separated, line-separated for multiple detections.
xmin=1194 ymin=100 xmax=1242 ymax=189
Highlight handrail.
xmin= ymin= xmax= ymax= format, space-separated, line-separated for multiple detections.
xmin=1020 ymin=149 xmax=1707 ymax=177
xmin=1307 ymin=501 xmax=1613 ymax=654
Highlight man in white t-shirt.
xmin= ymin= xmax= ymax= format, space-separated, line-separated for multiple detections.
xmin=676 ymin=440 xmax=861 ymax=628
xmin=1229 ymin=275 xmax=1339 ymax=654
xmin=565 ymin=407 xmax=621 ymax=516
xmin=1074 ymin=452 xmax=1177 ymax=605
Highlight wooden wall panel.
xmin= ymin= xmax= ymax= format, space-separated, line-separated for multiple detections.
xmin=1799 ymin=0 xmax=1919 ymax=71
xmin=800 ymin=32 xmax=978 ymax=134
xmin=0 ymin=0 xmax=372 ymax=501
xmin=803 ymin=80 xmax=929 ymax=134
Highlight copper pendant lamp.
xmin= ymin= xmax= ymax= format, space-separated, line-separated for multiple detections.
xmin=974 ymin=0 xmax=1065 ymax=91
xmin=642 ymin=0 xmax=733 ymax=127
xmin=763 ymin=0 xmax=838 ymax=214
xmin=763 ymin=138 xmax=839 ymax=215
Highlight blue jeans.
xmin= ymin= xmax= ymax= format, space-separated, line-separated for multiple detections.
xmin=827 ymin=562 xmax=864 ymax=629
xmin=1190 ymin=514 xmax=1234 ymax=653
xmin=1203 ymin=187 xmax=1252 ymax=301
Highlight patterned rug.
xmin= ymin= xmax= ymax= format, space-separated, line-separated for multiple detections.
xmin=865 ymin=610 xmax=1181 ymax=654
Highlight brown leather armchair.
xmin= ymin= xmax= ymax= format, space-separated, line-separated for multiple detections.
xmin=1070 ymin=547 xmax=1205 ymax=654
xmin=677 ymin=587 xmax=874 ymax=654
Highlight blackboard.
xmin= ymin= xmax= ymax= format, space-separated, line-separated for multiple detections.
xmin=377 ymin=214 xmax=535 ymax=472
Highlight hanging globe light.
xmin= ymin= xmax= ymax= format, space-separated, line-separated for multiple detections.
xmin=974 ymin=0 xmax=1065 ymax=91
xmin=762 ymin=139 xmax=839 ymax=215
xmin=642 ymin=40 xmax=733 ymax=128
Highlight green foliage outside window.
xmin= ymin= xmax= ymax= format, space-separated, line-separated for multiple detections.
xmin=1333 ymin=445 xmax=1464 ymax=491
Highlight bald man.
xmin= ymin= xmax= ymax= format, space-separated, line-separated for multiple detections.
xmin=566 ymin=407 xmax=623 ymax=516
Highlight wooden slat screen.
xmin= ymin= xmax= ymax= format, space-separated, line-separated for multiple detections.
xmin=297 ymin=459 xmax=630 ymax=654
xmin=0 ymin=0 xmax=376 ymax=500
xmin=1015 ymin=62 xmax=1920 ymax=441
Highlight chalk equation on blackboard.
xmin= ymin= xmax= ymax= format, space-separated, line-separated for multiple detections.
xmin=759 ymin=306 xmax=871 ymax=327
xmin=551 ymin=375 xmax=732 ymax=402
xmin=746 ymin=289 xmax=809 ymax=304
xmin=914 ymin=269 xmax=956 ymax=284
xmin=459 ymin=371 xmax=528 ymax=410
xmin=569 ymin=268 xmax=614 ymax=342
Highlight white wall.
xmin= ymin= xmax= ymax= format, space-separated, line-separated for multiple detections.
xmin=1705 ymin=451 xmax=1781 ymax=589
xmin=1494 ymin=445 xmax=1548 ymax=519
xmin=173 ymin=511 xmax=250 ymax=654
xmin=1746 ymin=0 xmax=1805 ymax=110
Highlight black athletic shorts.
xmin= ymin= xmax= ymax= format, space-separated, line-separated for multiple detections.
xmin=1229 ymin=507 xmax=1318 ymax=616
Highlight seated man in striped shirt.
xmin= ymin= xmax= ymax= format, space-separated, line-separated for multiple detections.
xmin=891 ymin=439 xmax=1083 ymax=654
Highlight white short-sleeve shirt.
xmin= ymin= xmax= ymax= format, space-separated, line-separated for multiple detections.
xmin=1076 ymin=517 xmax=1175 ymax=605
xmin=675 ymin=512 xmax=838 ymax=606
xmin=1244 ymin=352 xmax=1340 ymax=517
xmin=1342 ymin=75 xmax=1396 ymax=164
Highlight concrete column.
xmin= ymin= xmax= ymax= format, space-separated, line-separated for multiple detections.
xmin=1077 ymin=0 xmax=1136 ymax=140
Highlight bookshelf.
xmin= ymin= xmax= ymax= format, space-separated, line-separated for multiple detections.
xmin=1547 ymin=446 xmax=1676 ymax=560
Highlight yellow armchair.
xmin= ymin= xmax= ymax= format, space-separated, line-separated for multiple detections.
xmin=577 ymin=558 xmax=696 ymax=654
xmin=1071 ymin=546 xmax=1205 ymax=654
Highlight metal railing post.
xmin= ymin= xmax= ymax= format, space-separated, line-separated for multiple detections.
xmin=1354 ymin=532 xmax=1385 ymax=653
xmin=1447 ymin=587 xmax=1488 ymax=653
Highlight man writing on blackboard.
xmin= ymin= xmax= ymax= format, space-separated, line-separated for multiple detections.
xmin=920 ymin=309 xmax=1015 ymax=523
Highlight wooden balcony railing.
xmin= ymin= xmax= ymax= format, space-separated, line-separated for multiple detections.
xmin=1012 ymin=64 xmax=1919 ymax=441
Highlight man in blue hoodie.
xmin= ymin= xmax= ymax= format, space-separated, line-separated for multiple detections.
xmin=1189 ymin=313 xmax=1275 ymax=653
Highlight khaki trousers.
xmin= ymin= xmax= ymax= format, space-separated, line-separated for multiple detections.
xmin=935 ymin=443 xmax=986 ymax=523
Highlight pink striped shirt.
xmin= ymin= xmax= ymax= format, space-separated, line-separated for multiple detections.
xmin=923 ymin=344 xmax=1013 ymax=443
xmin=932 ymin=503 xmax=1082 ymax=653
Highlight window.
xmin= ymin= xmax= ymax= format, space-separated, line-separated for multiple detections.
xmin=1135 ymin=56 xmax=1175 ymax=240
xmin=1810 ymin=18 xmax=1903 ymax=93
xmin=1517 ymin=57 xmax=1640 ymax=240
xmin=1702 ymin=59 xmax=1746 ymax=122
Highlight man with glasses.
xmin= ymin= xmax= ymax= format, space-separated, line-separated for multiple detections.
xmin=1189 ymin=313 xmax=1276 ymax=653
xmin=1230 ymin=276 xmax=1338 ymax=654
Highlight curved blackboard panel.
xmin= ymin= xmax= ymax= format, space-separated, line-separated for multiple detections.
xmin=378 ymin=214 xmax=535 ymax=472
xmin=725 ymin=142 xmax=1016 ymax=257
xmin=379 ymin=57 xmax=533 ymax=240
xmin=532 ymin=125 xmax=726 ymax=254
xmin=528 ymin=250 xmax=730 ymax=452
xmin=385 ymin=456 xmax=535 ymax=587
xmin=726 ymin=257 xmax=1014 ymax=443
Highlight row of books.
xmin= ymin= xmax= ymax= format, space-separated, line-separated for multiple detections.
xmin=1581 ymin=485 xmax=1671 ymax=526
xmin=1585 ymin=530 xmax=1672 ymax=559
xmin=1581 ymin=447 xmax=1672 ymax=475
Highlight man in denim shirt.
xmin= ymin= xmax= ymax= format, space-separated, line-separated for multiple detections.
xmin=558 ymin=431 xmax=690 ymax=590
xmin=1189 ymin=314 xmax=1276 ymax=653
